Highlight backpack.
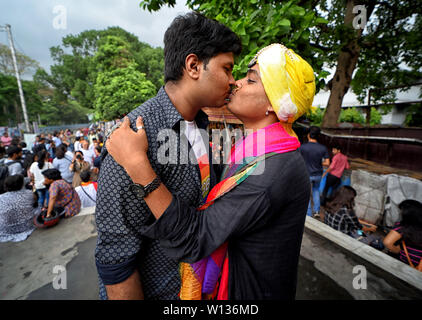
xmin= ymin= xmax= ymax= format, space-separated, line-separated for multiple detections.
xmin=0 ymin=160 xmax=18 ymax=194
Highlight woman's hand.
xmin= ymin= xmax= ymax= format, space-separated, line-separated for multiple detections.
xmin=107 ymin=116 xmax=150 ymax=179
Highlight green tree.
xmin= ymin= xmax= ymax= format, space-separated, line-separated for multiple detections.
xmin=0 ymin=72 xmax=88 ymax=126
xmin=316 ymin=0 xmax=422 ymax=127
xmin=0 ymin=44 xmax=39 ymax=76
xmin=140 ymin=0 xmax=421 ymax=129
xmin=339 ymin=107 xmax=364 ymax=124
xmin=93 ymin=36 xmax=156 ymax=120
xmin=35 ymin=27 xmax=164 ymax=113
xmin=0 ymin=73 xmax=43 ymax=126
xmin=140 ymin=0 xmax=330 ymax=93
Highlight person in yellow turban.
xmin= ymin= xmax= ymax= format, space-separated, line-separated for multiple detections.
xmin=106 ymin=43 xmax=316 ymax=300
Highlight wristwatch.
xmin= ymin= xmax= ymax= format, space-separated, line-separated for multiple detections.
xmin=129 ymin=176 xmax=162 ymax=199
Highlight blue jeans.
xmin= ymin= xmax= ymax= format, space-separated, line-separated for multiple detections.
xmin=307 ymin=175 xmax=321 ymax=216
xmin=37 ymin=188 xmax=49 ymax=208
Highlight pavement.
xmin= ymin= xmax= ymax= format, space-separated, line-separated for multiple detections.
xmin=0 ymin=208 xmax=98 ymax=300
xmin=1 ymin=208 xmax=421 ymax=300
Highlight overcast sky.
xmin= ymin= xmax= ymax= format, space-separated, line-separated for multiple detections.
xmin=0 ymin=0 xmax=189 ymax=76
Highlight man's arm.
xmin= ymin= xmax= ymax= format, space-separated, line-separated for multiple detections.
xmin=106 ymin=270 xmax=144 ymax=300
xmin=95 ymin=152 xmax=147 ymax=300
xmin=322 ymin=156 xmax=336 ymax=178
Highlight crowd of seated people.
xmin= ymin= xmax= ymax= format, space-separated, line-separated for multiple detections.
xmin=321 ymin=186 xmax=422 ymax=271
xmin=0 ymin=127 xmax=104 ymax=242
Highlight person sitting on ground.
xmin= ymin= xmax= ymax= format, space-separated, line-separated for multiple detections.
xmin=4 ymin=145 xmax=24 ymax=176
xmin=1 ymin=131 xmax=12 ymax=147
xmin=52 ymin=131 xmax=62 ymax=148
xmin=42 ymin=168 xmax=81 ymax=219
xmin=18 ymin=141 xmax=31 ymax=162
xmin=93 ymin=145 xmax=102 ymax=170
xmin=323 ymin=186 xmax=363 ymax=237
xmin=0 ymin=144 xmax=6 ymax=161
xmin=74 ymin=136 xmax=82 ymax=152
xmin=383 ymin=199 xmax=422 ymax=270
xmin=80 ymin=140 xmax=95 ymax=167
xmin=29 ymin=150 xmax=53 ymax=209
xmin=32 ymin=137 xmax=47 ymax=154
xmin=0 ymin=174 xmax=39 ymax=242
xmin=69 ymin=150 xmax=91 ymax=188
xmin=45 ymin=139 xmax=56 ymax=160
xmin=53 ymin=145 xmax=74 ymax=184
xmin=321 ymin=145 xmax=350 ymax=206
xmin=91 ymin=145 xmax=102 ymax=181
xmin=75 ymin=170 xmax=97 ymax=208
xmin=22 ymin=152 xmax=35 ymax=180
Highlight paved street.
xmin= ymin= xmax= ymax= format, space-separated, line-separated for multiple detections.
xmin=1 ymin=208 xmax=421 ymax=300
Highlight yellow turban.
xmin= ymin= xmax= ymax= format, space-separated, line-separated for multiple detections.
xmin=249 ymin=43 xmax=316 ymax=137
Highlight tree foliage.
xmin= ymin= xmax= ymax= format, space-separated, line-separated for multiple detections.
xmin=0 ymin=43 xmax=39 ymax=76
xmin=0 ymin=73 xmax=89 ymax=126
xmin=92 ymin=36 xmax=156 ymax=120
xmin=316 ymin=0 xmax=422 ymax=105
xmin=140 ymin=0 xmax=421 ymax=128
xmin=140 ymin=0 xmax=330 ymax=93
xmin=35 ymin=27 xmax=164 ymax=114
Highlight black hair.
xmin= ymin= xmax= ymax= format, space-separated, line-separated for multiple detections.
xmin=42 ymin=168 xmax=62 ymax=181
xmin=399 ymin=199 xmax=422 ymax=244
xmin=163 ymin=11 xmax=242 ymax=83
xmin=6 ymin=145 xmax=22 ymax=157
xmin=76 ymin=137 xmax=80 ymax=141
xmin=55 ymin=146 xmax=65 ymax=159
xmin=308 ymin=126 xmax=321 ymax=140
xmin=80 ymin=170 xmax=91 ymax=183
xmin=23 ymin=153 xmax=35 ymax=172
xmin=4 ymin=174 xmax=24 ymax=192
xmin=95 ymin=146 xmax=102 ymax=154
xmin=11 ymin=137 xmax=20 ymax=146
xmin=324 ymin=186 xmax=357 ymax=214
xmin=19 ymin=141 xmax=27 ymax=148
xmin=37 ymin=150 xmax=48 ymax=170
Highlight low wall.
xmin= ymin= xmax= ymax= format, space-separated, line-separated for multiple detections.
xmin=302 ymin=217 xmax=422 ymax=299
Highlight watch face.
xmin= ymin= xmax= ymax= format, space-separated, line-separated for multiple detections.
xmin=130 ymin=184 xmax=145 ymax=198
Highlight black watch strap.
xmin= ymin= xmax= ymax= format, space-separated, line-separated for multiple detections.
xmin=130 ymin=176 xmax=161 ymax=199
xmin=143 ymin=175 xmax=162 ymax=196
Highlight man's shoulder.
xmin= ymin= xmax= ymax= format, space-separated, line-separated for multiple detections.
xmin=126 ymin=88 xmax=181 ymax=129
xmin=126 ymin=90 xmax=163 ymax=120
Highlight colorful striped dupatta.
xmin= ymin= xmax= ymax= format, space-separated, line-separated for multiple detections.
xmin=178 ymin=122 xmax=300 ymax=300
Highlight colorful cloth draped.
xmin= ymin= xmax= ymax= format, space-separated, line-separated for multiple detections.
xmin=178 ymin=122 xmax=300 ymax=300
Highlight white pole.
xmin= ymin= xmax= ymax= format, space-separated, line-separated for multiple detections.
xmin=5 ymin=24 xmax=31 ymax=132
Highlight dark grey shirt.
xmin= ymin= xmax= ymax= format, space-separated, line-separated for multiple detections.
xmin=95 ymin=87 xmax=218 ymax=300
xmin=142 ymin=151 xmax=310 ymax=300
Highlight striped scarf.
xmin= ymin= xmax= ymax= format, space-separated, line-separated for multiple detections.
xmin=178 ymin=122 xmax=300 ymax=300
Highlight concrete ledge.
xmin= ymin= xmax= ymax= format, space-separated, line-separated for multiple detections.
xmin=305 ymin=216 xmax=422 ymax=292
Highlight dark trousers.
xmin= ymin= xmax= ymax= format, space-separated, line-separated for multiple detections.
xmin=321 ymin=173 xmax=341 ymax=205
